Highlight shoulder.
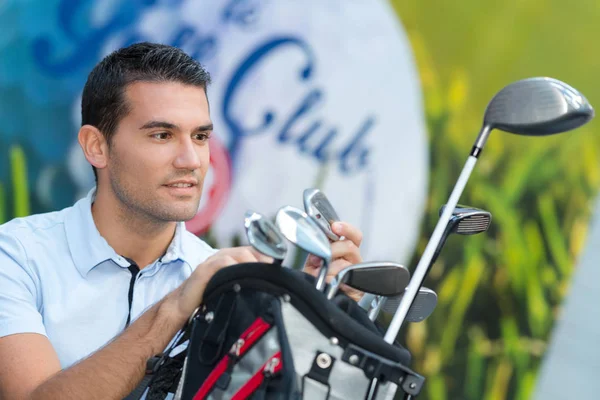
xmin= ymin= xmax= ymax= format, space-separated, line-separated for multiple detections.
xmin=0 ymin=208 xmax=70 ymax=253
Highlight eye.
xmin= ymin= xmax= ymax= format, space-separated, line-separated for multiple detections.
xmin=194 ymin=132 xmax=211 ymax=142
xmin=151 ymin=132 xmax=171 ymax=140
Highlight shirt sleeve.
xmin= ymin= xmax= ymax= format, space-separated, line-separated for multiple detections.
xmin=0 ymin=231 xmax=47 ymax=338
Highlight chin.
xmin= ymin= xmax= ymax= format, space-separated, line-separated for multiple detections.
xmin=163 ymin=206 xmax=200 ymax=222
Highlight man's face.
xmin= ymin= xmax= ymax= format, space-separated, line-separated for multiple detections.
xmin=104 ymin=81 xmax=211 ymax=223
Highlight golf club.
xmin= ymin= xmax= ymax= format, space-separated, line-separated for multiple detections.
xmin=325 ymin=261 xmax=410 ymax=300
xmin=384 ymin=77 xmax=594 ymax=345
xmin=370 ymin=287 xmax=438 ymax=323
xmin=275 ymin=205 xmax=332 ymax=291
xmin=244 ymin=210 xmax=288 ymax=264
xmin=361 ymin=204 xmax=491 ymax=315
xmin=303 ymin=188 xmax=343 ymax=241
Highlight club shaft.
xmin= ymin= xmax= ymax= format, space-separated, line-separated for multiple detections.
xmin=384 ymin=155 xmax=479 ymax=343
xmin=315 ymin=259 xmax=329 ymax=291
xmin=368 ymin=296 xmax=386 ymax=321
xmin=359 ymin=293 xmax=376 ymax=310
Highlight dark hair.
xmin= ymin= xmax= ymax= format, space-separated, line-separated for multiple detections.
xmin=81 ymin=42 xmax=212 ymax=182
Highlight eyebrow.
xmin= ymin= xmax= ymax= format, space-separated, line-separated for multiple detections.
xmin=139 ymin=120 xmax=213 ymax=132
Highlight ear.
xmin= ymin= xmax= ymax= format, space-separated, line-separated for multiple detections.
xmin=78 ymin=125 xmax=109 ymax=170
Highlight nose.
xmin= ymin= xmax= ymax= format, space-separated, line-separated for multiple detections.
xmin=173 ymin=136 xmax=203 ymax=170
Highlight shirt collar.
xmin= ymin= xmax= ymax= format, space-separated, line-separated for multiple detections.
xmin=65 ymin=187 xmax=193 ymax=277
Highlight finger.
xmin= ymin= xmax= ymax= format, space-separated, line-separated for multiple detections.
xmin=325 ymin=259 xmax=352 ymax=281
xmin=330 ymin=240 xmax=362 ymax=265
xmin=332 ymin=222 xmax=363 ymax=247
xmin=338 ymin=283 xmax=364 ymax=302
xmin=229 ymin=247 xmax=261 ymax=264
xmin=303 ymin=254 xmax=323 ymax=271
xmin=208 ymin=255 xmax=239 ymax=269
xmin=246 ymin=247 xmax=275 ymax=264
xmin=191 ymin=255 xmax=236 ymax=285
xmin=214 ymin=246 xmax=260 ymax=264
xmin=230 ymin=246 xmax=273 ymax=263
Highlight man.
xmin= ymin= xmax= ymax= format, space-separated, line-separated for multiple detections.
xmin=0 ymin=43 xmax=364 ymax=399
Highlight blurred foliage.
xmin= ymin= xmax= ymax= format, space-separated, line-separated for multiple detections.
xmin=389 ymin=1 xmax=600 ymax=399
xmin=0 ymin=145 xmax=30 ymax=224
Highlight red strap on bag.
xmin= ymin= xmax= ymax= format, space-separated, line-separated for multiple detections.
xmin=193 ymin=317 xmax=272 ymax=400
xmin=231 ymin=351 xmax=283 ymax=400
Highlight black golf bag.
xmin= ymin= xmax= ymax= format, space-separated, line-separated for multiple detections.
xmin=129 ymin=263 xmax=424 ymax=400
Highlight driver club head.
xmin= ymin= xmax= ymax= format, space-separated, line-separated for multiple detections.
xmin=303 ymin=188 xmax=341 ymax=241
xmin=474 ymin=77 xmax=594 ymax=150
xmin=484 ymin=77 xmax=594 ymax=136
xmin=244 ymin=210 xmax=288 ymax=263
xmin=326 ymin=262 xmax=410 ymax=300
xmin=275 ymin=205 xmax=332 ymax=291
xmin=381 ymin=287 xmax=438 ymax=323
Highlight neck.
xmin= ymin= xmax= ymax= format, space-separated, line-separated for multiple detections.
xmin=91 ymin=186 xmax=177 ymax=268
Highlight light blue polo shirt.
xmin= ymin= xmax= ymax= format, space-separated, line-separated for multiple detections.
xmin=0 ymin=188 xmax=217 ymax=368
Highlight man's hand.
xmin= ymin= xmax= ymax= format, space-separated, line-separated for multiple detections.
xmin=303 ymin=222 xmax=364 ymax=301
xmin=167 ymin=246 xmax=273 ymax=325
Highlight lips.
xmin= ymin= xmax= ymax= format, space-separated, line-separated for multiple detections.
xmin=163 ymin=179 xmax=198 ymax=187
xmin=165 ymin=182 xmax=194 ymax=188
xmin=162 ymin=180 xmax=199 ymax=196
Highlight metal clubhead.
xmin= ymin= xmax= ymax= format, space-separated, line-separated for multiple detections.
xmin=275 ymin=206 xmax=332 ymax=291
xmin=379 ymin=287 xmax=438 ymax=323
xmin=439 ymin=204 xmax=492 ymax=235
xmin=303 ymin=188 xmax=341 ymax=241
xmin=326 ymin=262 xmax=410 ymax=300
xmin=475 ymin=77 xmax=594 ymax=149
xmin=244 ymin=210 xmax=287 ymax=263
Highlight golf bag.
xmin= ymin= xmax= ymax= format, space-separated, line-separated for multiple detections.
xmin=130 ymin=263 xmax=424 ymax=400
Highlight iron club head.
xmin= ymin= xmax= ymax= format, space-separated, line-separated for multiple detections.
xmin=326 ymin=262 xmax=410 ymax=300
xmin=303 ymin=188 xmax=341 ymax=241
xmin=275 ymin=206 xmax=332 ymax=291
xmin=244 ymin=210 xmax=288 ymax=263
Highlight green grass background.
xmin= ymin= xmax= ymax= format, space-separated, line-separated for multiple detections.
xmin=389 ymin=1 xmax=600 ymax=398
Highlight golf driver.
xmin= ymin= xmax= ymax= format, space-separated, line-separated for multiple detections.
xmin=275 ymin=205 xmax=332 ymax=291
xmin=244 ymin=210 xmax=288 ymax=264
xmin=384 ymin=77 xmax=594 ymax=344
xmin=325 ymin=261 xmax=410 ymax=300
xmin=303 ymin=188 xmax=342 ymax=241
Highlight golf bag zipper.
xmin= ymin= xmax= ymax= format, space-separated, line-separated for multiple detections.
xmin=193 ymin=317 xmax=272 ymax=399
xmin=231 ymin=352 xmax=282 ymax=400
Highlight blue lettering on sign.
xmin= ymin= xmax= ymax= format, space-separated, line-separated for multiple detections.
xmin=222 ymin=37 xmax=373 ymax=175
xmin=30 ymin=1 xmax=373 ymax=175
xmin=33 ymin=0 xmax=147 ymax=76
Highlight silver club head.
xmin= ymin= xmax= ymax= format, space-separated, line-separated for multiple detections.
xmin=244 ymin=210 xmax=288 ymax=263
xmin=303 ymin=188 xmax=341 ymax=241
xmin=439 ymin=204 xmax=492 ymax=235
xmin=475 ymin=77 xmax=594 ymax=149
xmin=381 ymin=287 xmax=438 ymax=323
xmin=326 ymin=262 xmax=410 ymax=300
xmin=275 ymin=206 xmax=332 ymax=291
